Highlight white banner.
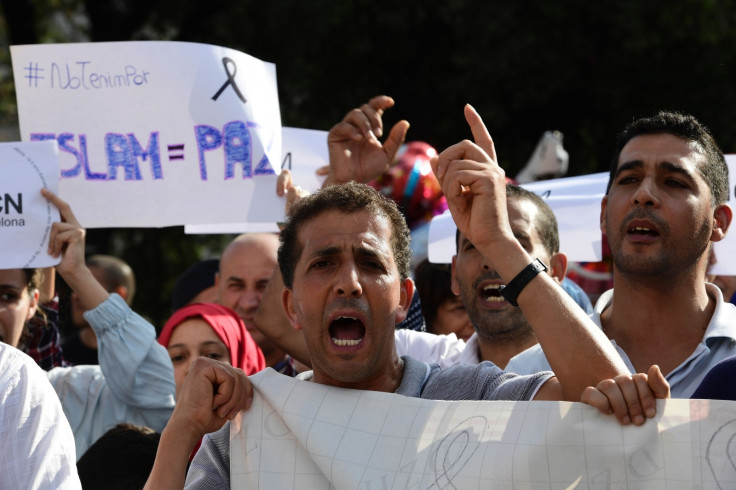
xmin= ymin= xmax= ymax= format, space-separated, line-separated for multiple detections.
xmin=11 ymin=41 xmax=281 ymax=228
xmin=232 ymin=369 xmax=736 ymax=489
xmin=428 ymin=165 xmax=736 ymax=275
xmin=428 ymin=172 xmax=609 ymax=264
xmin=0 ymin=141 xmax=60 ymax=268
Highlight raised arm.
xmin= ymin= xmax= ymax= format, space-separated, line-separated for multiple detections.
xmin=43 ymin=190 xmax=176 ymax=454
xmin=431 ymin=105 xmax=628 ymax=402
xmin=144 ymin=358 xmax=252 ymax=490
xmin=42 ymin=188 xmax=109 ymax=310
xmin=323 ymin=95 xmax=409 ymax=187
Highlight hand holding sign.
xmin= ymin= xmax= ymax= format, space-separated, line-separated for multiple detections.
xmin=276 ymin=169 xmax=310 ymax=218
xmin=43 ymin=189 xmax=110 ymax=311
xmin=0 ymin=141 xmax=60 ymax=269
xmin=581 ymin=364 xmax=670 ymax=426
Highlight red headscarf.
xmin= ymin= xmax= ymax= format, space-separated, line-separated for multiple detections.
xmin=158 ymin=302 xmax=265 ymax=375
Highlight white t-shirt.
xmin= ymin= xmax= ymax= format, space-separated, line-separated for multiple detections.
xmin=393 ymin=329 xmax=468 ymax=368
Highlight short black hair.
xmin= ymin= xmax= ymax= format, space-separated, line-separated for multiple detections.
xmin=76 ymin=423 xmax=160 ymax=490
xmin=606 ymin=110 xmax=729 ymax=205
xmin=413 ymin=259 xmax=455 ymax=332
xmin=455 ymin=184 xmax=560 ymax=256
xmin=170 ymin=258 xmax=219 ymax=312
xmin=278 ymin=182 xmax=411 ymax=289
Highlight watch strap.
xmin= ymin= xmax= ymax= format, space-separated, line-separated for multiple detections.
xmin=499 ymin=258 xmax=548 ymax=307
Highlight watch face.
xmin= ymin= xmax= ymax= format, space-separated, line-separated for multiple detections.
xmin=534 ymin=258 xmax=548 ymax=273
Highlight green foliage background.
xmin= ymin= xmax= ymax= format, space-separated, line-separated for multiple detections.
xmin=2 ymin=0 xmax=735 ymax=326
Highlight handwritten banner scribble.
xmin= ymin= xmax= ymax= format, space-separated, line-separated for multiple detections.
xmin=231 ymin=369 xmax=736 ymax=489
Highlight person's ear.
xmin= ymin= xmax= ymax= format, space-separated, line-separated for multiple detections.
xmin=548 ymin=252 xmax=568 ymax=283
xmin=711 ymin=204 xmax=733 ymax=242
xmin=281 ymin=288 xmax=301 ymax=330
xmin=395 ymin=278 xmax=415 ymax=323
xmin=599 ymin=196 xmax=608 ymax=235
xmin=451 ymin=256 xmax=460 ymax=295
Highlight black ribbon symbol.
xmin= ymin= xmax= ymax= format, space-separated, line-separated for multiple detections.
xmin=211 ymin=57 xmax=246 ymax=103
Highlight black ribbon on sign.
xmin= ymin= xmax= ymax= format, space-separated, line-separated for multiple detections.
xmin=211 ymin=57 xmax=246 ymax=103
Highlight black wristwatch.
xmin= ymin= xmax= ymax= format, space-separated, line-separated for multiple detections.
xmin=499 ymin=258 xmax=548 ymax=307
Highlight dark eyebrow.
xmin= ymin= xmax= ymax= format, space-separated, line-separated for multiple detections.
xmin=356 ymin=246 xmax=383 ymax=261
xmin=311 ymin=245 xmax=384 ymax=262
xmin=658 ymin=161 xmax=697 ymax=184
xmin=168 ymin=340 xmax=225 ymax=350
xmin=612 ymin=160 xmax=643 ymax=181
xmin=614 ymin=159 xmax=697 ymax=185
xmin=199 ymin=341 xmax=227 ymax=348
xmin=312 ymin=246 xmax=341 ymax=259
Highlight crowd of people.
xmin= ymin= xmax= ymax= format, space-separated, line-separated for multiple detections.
xmin=1 ymin=94 xmax=735 ymax=489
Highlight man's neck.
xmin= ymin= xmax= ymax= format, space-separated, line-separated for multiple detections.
xmin=312 ymin=356 xmax=405 ymax=393
xmin=475 ymin=334 xmax=538 ymax=369
xmin=600 ymin=270 xmax=715 ymax=375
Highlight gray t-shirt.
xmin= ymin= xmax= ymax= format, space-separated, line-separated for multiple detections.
xmin=184 ymin=356 xmax=553 ymax=489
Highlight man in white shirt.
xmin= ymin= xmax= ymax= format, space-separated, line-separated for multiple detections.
xmin=0 ymin=342 xmax=81 ymax=489
xmin=506 ymin=110 xmax=736 ymax=398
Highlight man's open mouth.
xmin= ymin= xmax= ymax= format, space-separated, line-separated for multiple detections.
xmin=479 ymin=283 xmax=505 ymax=303
xmin=329 ymin=316 xmax=366 ymax=347
xmin=628 ymin=225 xmax=659 ymax=237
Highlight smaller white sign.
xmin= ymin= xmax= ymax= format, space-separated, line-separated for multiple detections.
xmin=428 ymin=172 xmax=609 ymax=263
xmin=0 ymin=141 xmax=60 ymax=268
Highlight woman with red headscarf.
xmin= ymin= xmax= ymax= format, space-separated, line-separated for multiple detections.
xmin=157 ymin=303 xmax=265 ymax=397
xmin=155 ymin=302 xmax=265 ymax=461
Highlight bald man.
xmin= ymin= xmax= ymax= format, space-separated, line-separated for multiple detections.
xmin=216 ymin=233 xmax=295 ymax=375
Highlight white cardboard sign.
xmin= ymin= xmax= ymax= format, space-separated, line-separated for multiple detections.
xmin=184 ymin=126 xmax=327 ymax=234
xmin=11 ymin=41 xmax=281 ymax=228
xmin=0 ymin=141 xmax=60 ymax=268
xmin=231 ymin=369 xmax=736 ymax=489
xmin=428 ymin=172 xmax=609 ymax=263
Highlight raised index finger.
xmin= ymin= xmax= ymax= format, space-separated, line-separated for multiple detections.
xmin=464 ymin=104 xmax=497 ymax=163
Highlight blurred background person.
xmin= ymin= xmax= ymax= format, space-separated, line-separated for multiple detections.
xmin=413 ymin=259 xmax=473 ymax=341
xmin=62 ymin=255 xmax=136 ymax=366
